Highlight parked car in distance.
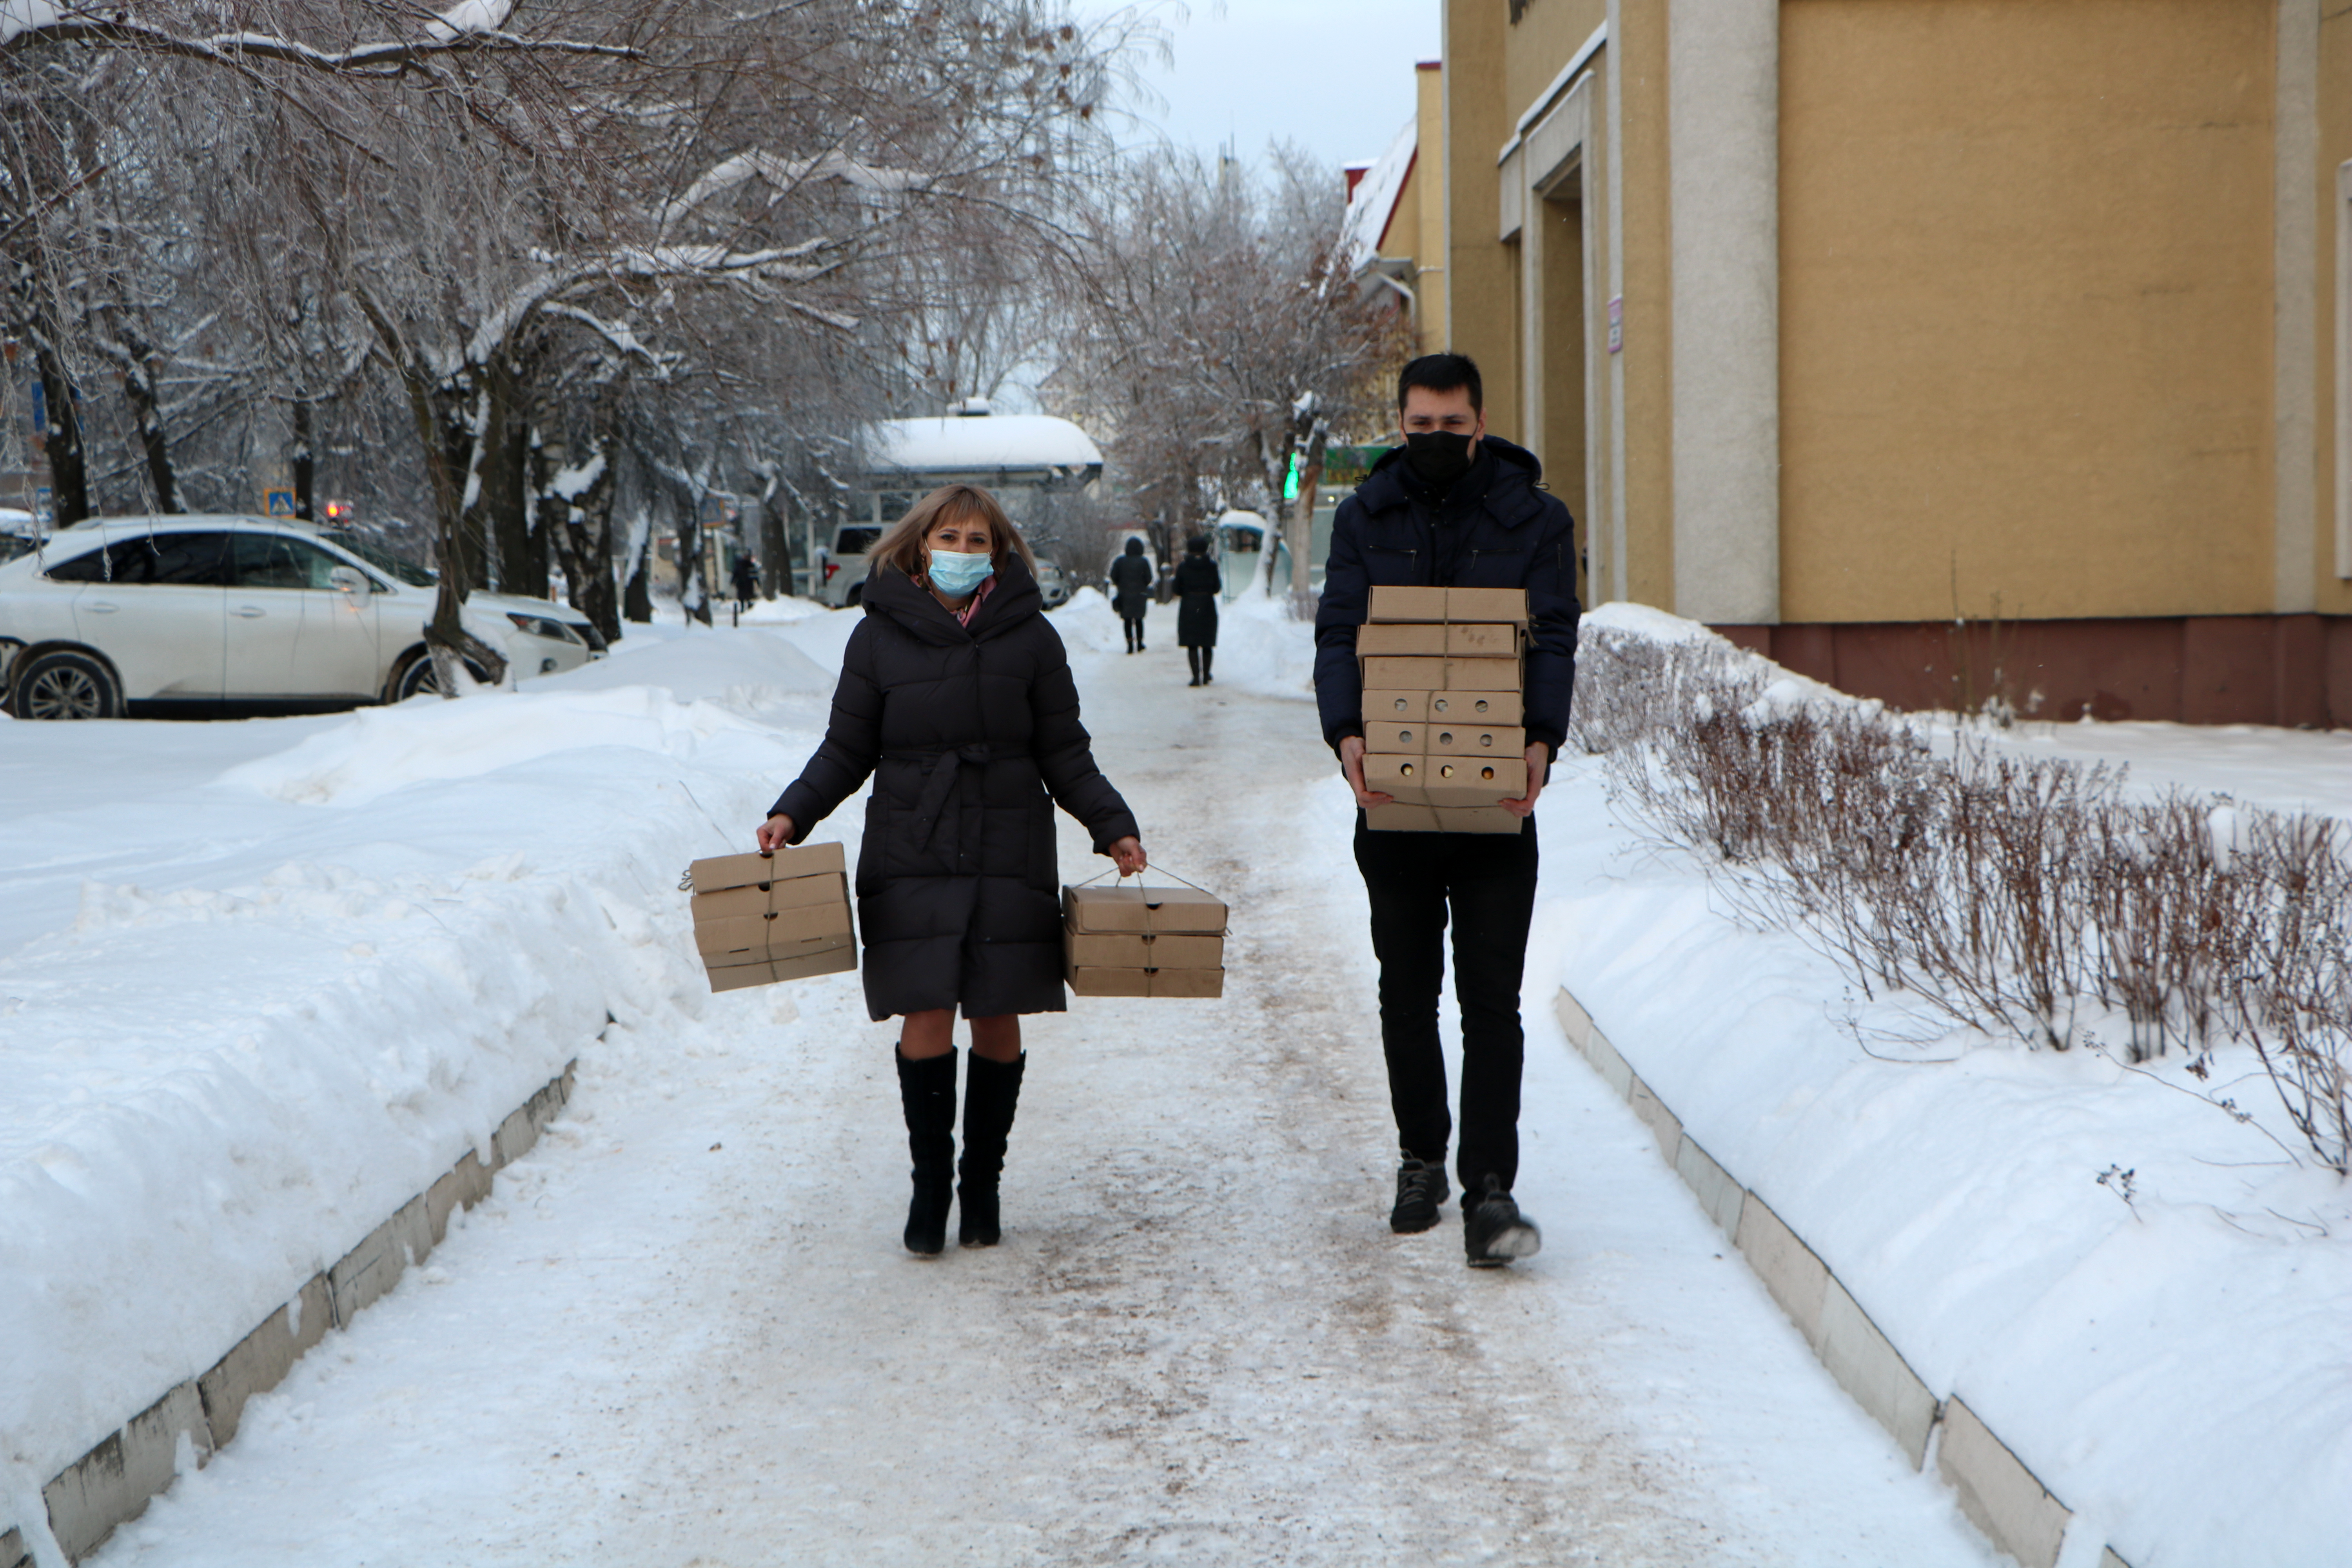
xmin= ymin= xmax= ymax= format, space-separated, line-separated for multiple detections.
xmin=0 ymin=514 xmax=602 ymax=720
xmin=814 ymin=523 xmax=886 ymax=608
xmin=1034 ymin=558 xmax=1071 ymax=608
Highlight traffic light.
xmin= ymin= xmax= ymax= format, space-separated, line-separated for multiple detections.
xmin=323 ymin=500 xmax=354 ymax=523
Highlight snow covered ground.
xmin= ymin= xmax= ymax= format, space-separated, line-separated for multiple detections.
xmin=2 ymin=597 xmax=2011 ymax=1566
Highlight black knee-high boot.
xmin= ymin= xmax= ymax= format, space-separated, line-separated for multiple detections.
xmin=1201 ymin=647 xmax=1214 ymax=683
xmin=1186 ymin=646 xmax=1202 ymax=685
xmin=896 ymin=1048 xmax=958 ymax=1255
xmin=957 ymin=1052 xmax=1026 ymax=1246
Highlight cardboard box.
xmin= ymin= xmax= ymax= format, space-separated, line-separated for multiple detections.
xmin=1363 ymin=689 xmax=1430 ymax=721
xmin=1428 ymin=723 xmax=1525 ymax=757
xmin=1062 ymin=882 xmax=1229 ymax=936
xmin=1357 ymin=622 xmax=1446 ymax=656
xmin=1446 ymin=623 xmax=1522 ymax=657
xmin=1419 ymin=756 xmax=1527 ymax=805
xmin=695 ymin=903 xmax=855 ymax=961
xmin=1362 ymin=752 xmax=1431 ymax=804
xmin=1066 ymin=931 xmax=1225 ymax=969
xmin=708 ymin=944 xmax=858 ymax=992
xmin=1444 ymin=657 xmax=1523 ymax=691
xmin=691 ymin=873 xmax=846 ymax=922
xmin=1367 ymin=720 xmax=1425 ymax=754
xmin=1067 ymin=966 xmax=1227 ymax=999
xmin=1427 ymin=690 xmax=1521 ymax=723
xmin=687 ymin=842 xmax=857 ymax=992
xmin=1445 ymin=588 xmax=1529 ymax=625
xmin=1365 ymin=802 xmax=1441 ymax=832
xmin=1367 ymin=585 xmax=1450 ymax=622
xmin=1360 ymin=655 xmax=1450 ymax=691
xmin=689 ymin=841 xmax=845 ymax=896
xmin=1434 ymin=806 xmax=1526 ymax=835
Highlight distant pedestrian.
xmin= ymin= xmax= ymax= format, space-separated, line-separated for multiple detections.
xmin=1109 ymin=537 xmax=1153 ymax=653
xmin=1174 ymin=535 xmax=1220 ymax=686
xmin=730 ymin=552 xmax=759 ymax=614
xmin=1314 ymin=352 xmax=1580 ymax=1269
xmin=760 ymin=484 xmax=1147 ymax=1256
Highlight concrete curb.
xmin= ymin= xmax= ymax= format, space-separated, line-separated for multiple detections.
xmin=1553 ymin=987 xmax=2134 ymax=1568
xmin=4 ymin=1060 xmax=578 ymax=1566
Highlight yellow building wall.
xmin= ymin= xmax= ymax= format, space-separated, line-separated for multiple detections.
xmin=1503 ymin=0 xmax=1607 ymax=120
xmin=1779 ymin=0 xmax=2278 ymax=624
xmin=2320 ymin=4 xmax=2351 ymax=615
xmin=1443 ymin=0 xmax=1519 ymax=440
xmin=1616 ymin=1 xmax=1675 ymax=612
xmin=1415 ymin=62 xmax=1449 ymax=357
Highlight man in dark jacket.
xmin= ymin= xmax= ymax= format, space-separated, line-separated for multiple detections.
xmin=1313 ymin=352 xmax=1580 ymax=1268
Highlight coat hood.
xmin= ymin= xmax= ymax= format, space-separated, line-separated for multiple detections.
xmin=862 ymin=551 xmax=1043 ymax=646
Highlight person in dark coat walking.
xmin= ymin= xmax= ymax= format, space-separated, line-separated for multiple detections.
xmin=1313 ymin=352 xmax=1580 ymax=1269
xmin=1108 ymin=536 xmax=1153 ymax=653
xmin=1173 ymin=535 xmax=1221 ymax=686
xmin=730 ymin=551 xmax=759 ymax=613
xmin=760 ymin=484 xmax=1148 ymax=1256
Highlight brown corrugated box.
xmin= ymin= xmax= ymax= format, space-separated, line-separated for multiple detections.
xmin=1364 ymin=689 xmax=1430 ymax=721
xmin=1366 ymin=585 xmax=1450 ymax=622
xmin=1062 ymin=877 xmax=1228 ymax=998
xmin=1365 ymin=802 xmax=1526 ymax=836
xmin=1357 ymin=622 xmax=1446 ymax=656
xmin=1428 ymin=723 xmax=1524 ymax=757
xmin=1428 ymin=690 xmax=1521 ymax=724
xmin=686 ymin=842 xmax=857 ymax=992
xmin=1361 ymin=754 xmax=1527 ymax=807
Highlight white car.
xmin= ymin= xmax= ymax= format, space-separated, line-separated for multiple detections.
xmin=0 ymin=514 xmax=602 ymax=720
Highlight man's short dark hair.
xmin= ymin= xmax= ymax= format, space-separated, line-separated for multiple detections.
xmin=1397 ymin=353 xmax=1482 ymax=414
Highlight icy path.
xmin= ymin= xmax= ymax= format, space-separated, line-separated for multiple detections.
xmin=89 ymin=610 xmax=1997 ymax=1567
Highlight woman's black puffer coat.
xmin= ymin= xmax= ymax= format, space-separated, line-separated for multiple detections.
xmin=1173 ymin=554 xmax=1220 ymax=647
xmin=769 ymin=555 xmax=1139 ymax=1021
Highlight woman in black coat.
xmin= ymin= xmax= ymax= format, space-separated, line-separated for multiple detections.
xmin=1172 ymin=535 xmax=1221 ymax=686
xmin=759 ymin=484 xmax=1146 ymax=1256
xmin=1107 ymin=536 xmax=1153 ymax=653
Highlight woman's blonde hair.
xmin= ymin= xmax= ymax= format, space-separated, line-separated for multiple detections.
xmin=871 ymin=483 xmax=1037 ymax=583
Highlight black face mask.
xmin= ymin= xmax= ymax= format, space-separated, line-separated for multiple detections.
xmin=1405 ymin=430 xmax=1475 ymax=487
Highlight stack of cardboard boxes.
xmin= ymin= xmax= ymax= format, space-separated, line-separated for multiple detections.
xmin=1357 ymin=586 xmax=1531 ymax=835
xmin=687 ymin=842 xmax=858 ymax=993
xmin=1062 ymin=878 xmax=1229 ymax=998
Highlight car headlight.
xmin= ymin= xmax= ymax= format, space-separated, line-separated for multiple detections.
xmin=505 ymin=612 xmax=581 ymax=644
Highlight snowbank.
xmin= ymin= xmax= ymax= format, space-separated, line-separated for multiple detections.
xmin=1207 ymin=583 xmax=1319 ymax=702
xmin=1541 ymin=608 xmax=2352 ymax=1567
xmin=0 ymin=674 xmax=837 ymax=1504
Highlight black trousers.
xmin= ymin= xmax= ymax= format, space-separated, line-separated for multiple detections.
xmin=1353 ymin=814 xmax=1539 ymax=1201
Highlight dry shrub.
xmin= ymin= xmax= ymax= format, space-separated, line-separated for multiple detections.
xmin=1577 ymin=622 xmax=2352 ymax=1173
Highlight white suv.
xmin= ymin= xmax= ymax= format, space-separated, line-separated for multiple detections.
xmin=0 ymin=514 xmax=602 ymax=720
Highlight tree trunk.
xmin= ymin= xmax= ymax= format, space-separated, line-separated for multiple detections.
xmin=33 ymin=343 xmax=91 ymax=526
xmin=622 ymin=506 xmax=655 ymax=623
xmin=677 ymin=504 xmax=710 ymax=625
xmin=473 ymin=359 xmax=535 ymax=596
xmin=290 ymin=397 xmax=316 ymax=521
xmin=538 ymin=435 xmax=621 ymax=644
xmin=759 ymin=476 xmax=790 ymax=597
xmin=113 ymin=323 xmax=181 ymax=514
xmin=397 ymin=365 xmax=508 ymax=693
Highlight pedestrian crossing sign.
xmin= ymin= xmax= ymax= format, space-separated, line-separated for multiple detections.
xmin=264 ymin=490 xmax=298 ymax=517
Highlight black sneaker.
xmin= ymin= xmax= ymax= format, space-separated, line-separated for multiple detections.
xmin=1389 ymin=1158 xmax=1450 ymax=1234
xmin=1464 ymin=1178 xmax=1541 ymax=1267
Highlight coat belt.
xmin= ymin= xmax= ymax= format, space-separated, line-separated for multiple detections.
xmin=887 ymin=744 xmax=1029 ymax=850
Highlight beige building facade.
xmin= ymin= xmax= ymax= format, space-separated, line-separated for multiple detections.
xmin=1383 ymin=0 xmax=2352 ymax=725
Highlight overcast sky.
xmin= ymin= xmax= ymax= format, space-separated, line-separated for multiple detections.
xmin=1093 ymin=0 xmax=1441 ymax=174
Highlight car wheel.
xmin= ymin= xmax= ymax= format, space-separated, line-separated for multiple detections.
xmin=845 ymin=583 xmax=864 ymax=608
xmin=13 ymin=650 xmax=121 ymax=720
xmin=392 ymin=649 xmax=490 ymax=701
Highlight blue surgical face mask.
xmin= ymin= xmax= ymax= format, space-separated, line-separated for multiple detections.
xmin=925 ymin=549 xmax=995 ymax=597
